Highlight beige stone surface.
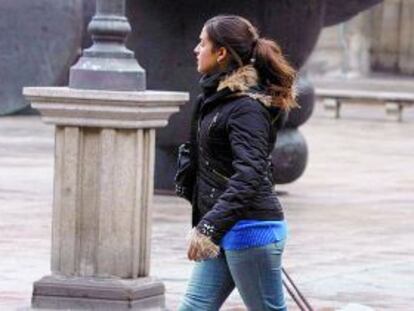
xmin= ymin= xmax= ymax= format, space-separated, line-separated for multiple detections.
xmin=48 ymin=126 xmax=156 ymax=278
xmin=306 ymin=0 xmax=414 ymax=77
xmin=1 ymin=102 xmax=414 ymax=310
xmin=370 ymin=0 xmax=414 ymax=75
xmin=23 ymin=86 xmax=187 ymax=281
xmin=23 ymin=87 xmax=189 ymax=129
xmin=304 ymin=10 xmax=372 ymax=78
xmin=18 ymin=86 xmax=187 ymax=309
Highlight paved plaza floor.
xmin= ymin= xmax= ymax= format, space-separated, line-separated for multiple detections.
xmin=1 ymin=103 xmax=413 ymax=310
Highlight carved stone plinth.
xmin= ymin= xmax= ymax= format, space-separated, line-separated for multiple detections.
xmin=32 ymin=275 xmax=165 ymax=310
xmin=23 ymin=87 xmax=188 ymax=310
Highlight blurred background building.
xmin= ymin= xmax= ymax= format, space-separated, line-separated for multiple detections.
xmin=306 ymin=0 xmax=414 ymax=78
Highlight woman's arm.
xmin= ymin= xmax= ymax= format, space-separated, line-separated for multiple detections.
xmin=196 ymin=100 xmax=271 ymax=244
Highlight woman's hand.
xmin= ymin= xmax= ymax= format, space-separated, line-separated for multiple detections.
xmin=186 ymin=228 xmax=220 ymax=261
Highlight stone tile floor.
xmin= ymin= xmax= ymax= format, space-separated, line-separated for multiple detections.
xmin=0 ymin=103 xmax=413 ymax=310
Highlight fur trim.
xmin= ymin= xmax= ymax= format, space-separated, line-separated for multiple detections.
xmin=217 ymin=65 xmax=258 ymax=93
xmin=217 ymin=65 xmax=273 ymax=107
xmin=243 ymin=92 xmax=273 ymax=107
xmin=187 ymin=228 xmax=220 ymax=260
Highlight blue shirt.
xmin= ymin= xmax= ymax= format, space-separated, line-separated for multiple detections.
xmin=220 ymin=220 xmax=288 ymax=250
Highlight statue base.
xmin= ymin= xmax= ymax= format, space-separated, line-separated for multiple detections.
xmin=32 ymin=275 xmax=165 ymax=310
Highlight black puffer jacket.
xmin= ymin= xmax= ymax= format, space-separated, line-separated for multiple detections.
xmin=191 ymin=65 xmax=287 ymax=244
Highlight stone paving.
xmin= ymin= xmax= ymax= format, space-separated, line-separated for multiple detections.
xmin=1 ymin=103 xmax=414 ymax=310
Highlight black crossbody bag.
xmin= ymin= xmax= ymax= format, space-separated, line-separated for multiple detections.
xmin=174 ymin=96 xmax=203 ymax=202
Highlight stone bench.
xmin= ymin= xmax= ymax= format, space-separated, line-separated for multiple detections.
xmin=315 ymin=86 xmax=414 ymax=122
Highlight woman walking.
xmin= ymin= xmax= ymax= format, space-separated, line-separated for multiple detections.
xmin=177 ymin=15 xmax=297 ymax=311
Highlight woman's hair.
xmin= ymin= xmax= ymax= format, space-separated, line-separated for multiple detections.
xmin=204 ymin=15 xmax=297 ymax=111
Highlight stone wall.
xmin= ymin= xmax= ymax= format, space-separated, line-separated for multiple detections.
xmin=306 ymin=0 xmax=414 ymax=77
xmin=370 ymin=0 xmax=414 ymax=75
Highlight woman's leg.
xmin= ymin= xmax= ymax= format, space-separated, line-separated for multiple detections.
xmin=178 ymin=253 xmax=235 ymax=311
xmin=225 ymin=239 xmax=287 ymax=311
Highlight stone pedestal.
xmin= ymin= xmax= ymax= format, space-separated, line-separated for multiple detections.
xmin=32 ymin=275 xmax=165 ymax=310
xmin=23 ymin=87 xmax=188 ymax=310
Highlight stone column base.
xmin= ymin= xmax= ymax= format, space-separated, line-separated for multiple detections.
xmin=32 ymin=275 xmax=165 ymax=310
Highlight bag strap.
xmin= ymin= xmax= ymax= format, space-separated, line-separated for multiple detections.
xmin=189 ymin=95 xmax=203 ymax=143
xmin=187 ymin=95 xmax=204 ymax=164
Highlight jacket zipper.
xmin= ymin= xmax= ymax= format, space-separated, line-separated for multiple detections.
xmin=211 ymin=168 xmax=229 ymax=183
xmin=207 ymin=112 xmax=220 ymax=134
xmin=203 ymin=159 xmax=229 ymax=184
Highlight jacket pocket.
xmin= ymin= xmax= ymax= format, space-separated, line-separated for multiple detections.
xmin=199 ymin=162 xmax=229 ymax=190
xmin=200 ymin=188 xmax=225 ymax=216
xmin=197 ymin=177 xmax=225 ymax=214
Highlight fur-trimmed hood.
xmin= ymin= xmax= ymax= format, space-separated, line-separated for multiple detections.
xmin=217 ymin=64 xmax=273 ymax=107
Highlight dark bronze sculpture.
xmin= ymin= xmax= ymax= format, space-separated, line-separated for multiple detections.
xmin=1 ymin=0 xmax=382 ymax=188
xmin=123 ymin=0 xmax=382 ymax=188
xmin=0 ymin=0 xmax=83 ymax=115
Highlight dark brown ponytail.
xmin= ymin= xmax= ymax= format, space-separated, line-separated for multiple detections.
xmin=204 ymin=15 xmax=298 ymax=111
xmin=254 ymin=38 xmax=297 ymax=110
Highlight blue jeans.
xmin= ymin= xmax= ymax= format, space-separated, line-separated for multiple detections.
xmin=178 ymin=239 xmax=287 ymax=311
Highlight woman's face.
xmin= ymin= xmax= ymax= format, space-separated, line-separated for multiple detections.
xmin=194 ymin=27 xmax=225 ymax=74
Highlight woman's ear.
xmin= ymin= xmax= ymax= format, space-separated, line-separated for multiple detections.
xmin=216 ymin=46 xmax=228 ymax=65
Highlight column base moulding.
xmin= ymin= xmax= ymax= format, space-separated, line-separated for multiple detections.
xmin=32 ymin=275 xmax=165 ymax=310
